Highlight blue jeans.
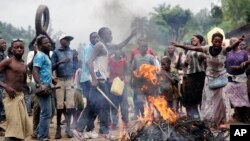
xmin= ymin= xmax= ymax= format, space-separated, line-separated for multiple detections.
xmin=77 ymin=81 xmax=97 ymax=132
xmin=24 ymin=93 xmax=32 ymax=115
xmin=37 ymin=94 xmax=52 ymax=140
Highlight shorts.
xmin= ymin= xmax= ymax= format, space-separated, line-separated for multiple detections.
xmin=55 ymin=78 xmax=75 ymax=109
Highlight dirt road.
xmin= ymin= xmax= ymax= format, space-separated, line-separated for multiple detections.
xmin=0 ymin=116 xmax=123 ymax=141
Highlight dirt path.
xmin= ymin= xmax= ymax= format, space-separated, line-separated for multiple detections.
xmin=0 ymin=108 xmax=247 ymax=141
xmin=0 ymin=115 xmax=124 ymax=141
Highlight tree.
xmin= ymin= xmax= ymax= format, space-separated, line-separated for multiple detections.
xmin=152 ymin=4 xmax=192 ymax=42
xmin=211 ymin=5 xmax=223 ymax=26
xmin=221 ymin=0 xmax=250 ymax=27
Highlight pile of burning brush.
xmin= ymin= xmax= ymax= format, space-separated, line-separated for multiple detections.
xmin=120 ymin=64 xmax=229 ymax=141
xmin=120 ymin=116 xmax=230 ymax=141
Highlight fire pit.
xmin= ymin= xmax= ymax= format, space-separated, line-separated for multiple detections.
xmin=121 ymin=116 xmax=229 ymax=141
xmin=121 ymin=64 xmax=229 ymax=141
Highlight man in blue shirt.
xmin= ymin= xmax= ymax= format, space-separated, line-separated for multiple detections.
xmin=73 ymin=32 xmax=99 ymax=139
xmin=51 ymin=34 xmax=78 ymax=139
xmin=33 ymin=35 xmax=53 ymax=141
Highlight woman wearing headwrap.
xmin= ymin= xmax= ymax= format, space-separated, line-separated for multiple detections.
xmin=171 ymin=32 xmax=245 ymax=129
xmin=182 ymin=35 xmax=206 ymax=119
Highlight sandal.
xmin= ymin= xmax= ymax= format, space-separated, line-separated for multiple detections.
xmin=72 ymin=129 xmax=86 ymax=141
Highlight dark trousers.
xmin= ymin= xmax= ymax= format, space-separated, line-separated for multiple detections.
xmin=77 ymin=81 xmax=110 ymax=134
xmin=76 ymin=99 xmax=97 ymax=132
xmin=89 ymin=81 xmax=110 ymax=134
xmin=109 ymin=83 xmax=129 ymax=126
xmin=76 ymin=81 xmax=96 ymax=132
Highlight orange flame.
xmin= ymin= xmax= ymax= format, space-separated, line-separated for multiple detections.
xmin=133 ymin=64 xmax=159 ymax=86
xmin=139 ymin=96 xmax=177 ymax=124
xmin=134 ymin=64 xmax=177 ymax=124
xmin=138 ymin=104 xmax=154 ymax=125
xmin=148 ymin=96 xmax=177 ymax=124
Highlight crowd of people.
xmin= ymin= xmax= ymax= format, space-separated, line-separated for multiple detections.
xmin=0 ymin=28 xmax=250 ymax=141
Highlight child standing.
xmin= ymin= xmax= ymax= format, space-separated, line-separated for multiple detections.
xmin=159 ymin=56 xmax=180 ymax=111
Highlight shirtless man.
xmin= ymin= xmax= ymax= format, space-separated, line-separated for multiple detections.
xmin=0 ymin=39 xmax=32 ymax=141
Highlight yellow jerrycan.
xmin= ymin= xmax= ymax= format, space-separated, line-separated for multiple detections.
xmin=111 ymin=77 xmax=125 ymax=96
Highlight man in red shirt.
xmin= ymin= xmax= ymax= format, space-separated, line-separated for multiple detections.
xmin=130 ymin=37 xmax=156 ymax=64
xmin=129 ymin=37 xmax=156 ymax=120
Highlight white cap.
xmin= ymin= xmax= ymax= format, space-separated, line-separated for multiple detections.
xmin=59 ymin=34 xmax=74 ymax=41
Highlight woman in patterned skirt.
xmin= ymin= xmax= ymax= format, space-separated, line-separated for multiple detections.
xmin=171 ymin=32 xmax=245 ymax=128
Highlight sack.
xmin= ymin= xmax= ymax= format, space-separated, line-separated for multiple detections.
xmin=111 ymin=77 xmax=125 ymax=96
xmin=207 ymin=75 xmax=228 ymax=89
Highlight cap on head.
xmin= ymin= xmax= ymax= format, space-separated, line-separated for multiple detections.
xmin=59 ymin=34 xmax=74 ymax=41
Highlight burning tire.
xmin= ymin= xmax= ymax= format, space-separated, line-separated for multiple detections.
xmin=35 ymin=5 xmax=49 ymax=35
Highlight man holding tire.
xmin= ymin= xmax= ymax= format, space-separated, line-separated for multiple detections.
xmin=32 ymin=35 xmax=53 ymax=141
xmin=51 ymin=34 xmax=78 ymax=139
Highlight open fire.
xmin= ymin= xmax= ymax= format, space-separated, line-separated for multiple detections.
xmin=147 ymin=96 xmax=177 ymax=124
xmin=133 ymin=64 xmax=177 ymax=124
xmin=121 ymin=64 xmax=229 ymax=141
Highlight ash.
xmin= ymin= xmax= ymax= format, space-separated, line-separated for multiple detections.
xmin=121 ymin=117 xmax=229 ymax=141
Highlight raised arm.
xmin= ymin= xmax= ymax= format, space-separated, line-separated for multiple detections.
xmin=226 ymin=35 xmax=245 ymax=52
xmin=116 ymin=29 xmax=137 ymax=49
xmin=171 ymin=42 xmax=203 ymax=53
xmin=176 ymin=52 xmax=183 ymax=70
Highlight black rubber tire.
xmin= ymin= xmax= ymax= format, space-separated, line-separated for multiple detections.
xmin=35 ymin=5 xmax=50 ymax=35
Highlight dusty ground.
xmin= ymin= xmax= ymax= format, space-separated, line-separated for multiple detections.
xmin=0 ymin=108 xmax=248 ymax=141
xmin=0 ymin=115 xmax=124 ymax=141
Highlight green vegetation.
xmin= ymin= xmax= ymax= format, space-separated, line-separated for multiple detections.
xmin=0 ymin=21 xmax=35 ymax=49
xmin=0 ymin=21 xmax=35 ymax=61
xmin=1 ymin=0 xmax=250 ymax=58
xmin=128 ymin=0 xmax=250 ymax=56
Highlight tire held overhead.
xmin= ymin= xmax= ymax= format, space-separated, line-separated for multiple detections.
xmin=35 ymin=5 xmax=50 ymax=35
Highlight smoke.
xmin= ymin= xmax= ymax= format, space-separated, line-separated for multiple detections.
xmin=95 ymin=0 xmax=144 ymax=43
